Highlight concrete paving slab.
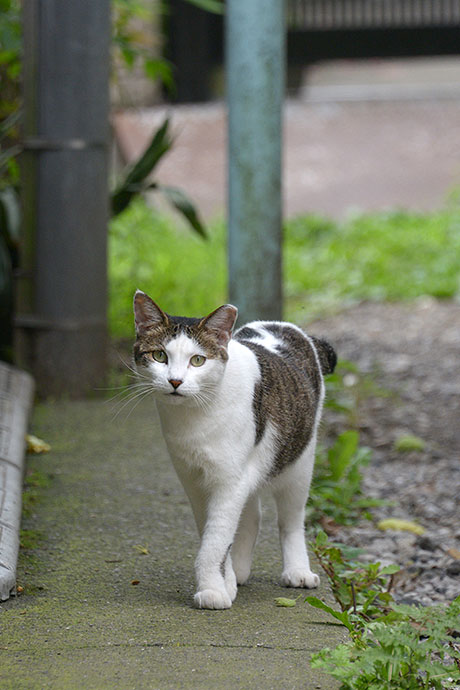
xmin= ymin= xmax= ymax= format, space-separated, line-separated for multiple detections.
xmin=0 ymin=399 xmax=346 ymax=689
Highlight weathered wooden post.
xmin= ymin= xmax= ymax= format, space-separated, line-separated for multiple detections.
xmin=227 ymin=0 xmax=285 ymax=325
xmin=19 ymin=0 xmax=110 ymax=396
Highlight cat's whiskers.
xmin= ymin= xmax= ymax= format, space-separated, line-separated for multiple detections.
xmin=116 ymin=351 xmax=151 ymax=382
xmin=191 ymin=388 xmax=215 ymax=413
xmin=110 ymin=383 xmax=155 ymax=422
xmin=109 ymin=384 xmax=151 ymax=413
xmin=119 ymin=385 xmax=157 ymax=422
xmin=104 ymin=381 xmax=152 ymax=406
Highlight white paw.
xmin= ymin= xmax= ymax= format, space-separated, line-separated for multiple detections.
xmin=281 ymin=568 xmax=320 ymax=589
xmin=194 ymin=589 xmax=232 ymax=610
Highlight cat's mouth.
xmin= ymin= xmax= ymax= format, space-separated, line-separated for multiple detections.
xmin=169 ymin=391 xmax=184 ymax=397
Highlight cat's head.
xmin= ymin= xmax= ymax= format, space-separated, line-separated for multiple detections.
xmin=133 ymin=291 xmax=238 ymax=406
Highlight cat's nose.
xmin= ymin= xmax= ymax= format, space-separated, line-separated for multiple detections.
xmin=169 ymin=379 xmax=183 ymax=390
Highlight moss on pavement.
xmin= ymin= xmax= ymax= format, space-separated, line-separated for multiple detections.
xmin=0 ymin=399 xmax=346 ymax=689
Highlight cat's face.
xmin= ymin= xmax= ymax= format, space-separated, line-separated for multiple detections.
xmin=133 ymin=291 xmax=238 ymax=407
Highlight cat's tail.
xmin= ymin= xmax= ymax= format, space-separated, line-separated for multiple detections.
xmin=311 ymin=336 xmax=337 ymax=376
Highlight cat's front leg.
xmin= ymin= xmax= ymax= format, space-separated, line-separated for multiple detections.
xmin=194 ymin=483 xmax=249 ymax=610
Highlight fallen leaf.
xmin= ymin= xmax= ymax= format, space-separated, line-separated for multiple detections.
xmin=26 ymin=434 xmax=51 ymax=454
xmin=274 ymin=597 xmax=298 ymax=607
xmin=394 ymin=435 xmax=425 ymax=453
xmin=378 ymin=518 xmax=425 ymax=535
xmin=131 ymin=580 xmax=140 ymax=586
xmin=447 ymin=548 xmax=460 ymax=560
xmin=319 ymin=515 xmax=341 ymax=536
xmin=133 ymin=545 xmax=149 ymax=555
xmin=16 ymin=585 xmax=24 ymax=594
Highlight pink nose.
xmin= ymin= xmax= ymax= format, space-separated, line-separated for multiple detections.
xmin=169 ymin=379 xmax=182 ymax=390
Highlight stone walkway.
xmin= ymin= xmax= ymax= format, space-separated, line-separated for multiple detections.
xmin=0 ymin=398 xmax=345 ymax=689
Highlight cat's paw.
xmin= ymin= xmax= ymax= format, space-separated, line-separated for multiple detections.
xmin=281 ymin=568 xmax=320 ymax=589
xmin=194 ymin=589 xmax=233 ymax=610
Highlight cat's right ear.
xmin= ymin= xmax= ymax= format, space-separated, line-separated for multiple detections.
xmin=133 ymin=290 xmax=168 ymax=334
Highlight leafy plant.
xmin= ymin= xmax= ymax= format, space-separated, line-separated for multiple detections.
xmin=111 ymin=118 xmax=206 ymax=237
xmin=0 ymin=0 xmax=21 ymax=121
xmin=307 ymin=431 xmax=383 ymax=527
xmin=112 ymin=0 xmax=175 ymax=93
xmin=112 ymin=0 xmax=225 ymax=95
xmin=310 ymin=598 xmax=460 ymax=689
xmin=309 ymin=531 xmax=399 ymax=620
xmin=306 ymin=534 xmax=460 ymax=689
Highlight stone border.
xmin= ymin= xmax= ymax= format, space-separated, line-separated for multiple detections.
xmin=0 ymin=362 xmax=34 ymax=600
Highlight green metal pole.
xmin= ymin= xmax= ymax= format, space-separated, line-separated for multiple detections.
xmin=227 ymin=0 xmax=285 ymax=325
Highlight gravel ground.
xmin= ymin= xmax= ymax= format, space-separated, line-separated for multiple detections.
xmin=312 ymin=298 xmax=460 ymax=606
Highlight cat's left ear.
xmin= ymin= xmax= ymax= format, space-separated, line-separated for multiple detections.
xmin=200 ymin=304 xmax=238 ymax=346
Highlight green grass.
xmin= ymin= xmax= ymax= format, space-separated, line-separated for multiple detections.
xmin=109 ymin=199 xmax=227 ymax=337
xmin=285 ymin=206 xmax=460 ymax=321
xmin=109 ymin=198 xmax=460 ymax=337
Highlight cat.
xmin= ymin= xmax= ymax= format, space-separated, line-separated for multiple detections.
xmin=133 ymin=290 xmax=337 ymax=609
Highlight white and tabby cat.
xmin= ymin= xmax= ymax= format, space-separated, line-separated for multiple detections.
xmin=133 ymin=290 xmax=336 ymax=609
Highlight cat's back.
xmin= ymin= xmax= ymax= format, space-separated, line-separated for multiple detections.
xmin=233 ymin=320 xmax=336 ymax=474
xmin=234 ymin=320 xmax=335 ymax=381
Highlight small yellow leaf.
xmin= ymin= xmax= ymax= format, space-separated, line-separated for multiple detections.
xmin=133 ymin=545 xmax=149 ymax=555
xmin=274 ymin=597 xmax=297 ymax=607
xmin=377 ymin=518 xmax=425 ymax=535
xmin=394 ymin=435 xmax=425 ymax=453
xmin=26 ymin=434 xmax=51 ymax=454
xmin=447 ymin=548 xmax=460 ymax=560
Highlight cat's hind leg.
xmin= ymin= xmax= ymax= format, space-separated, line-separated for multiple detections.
xmin=272 ymin=443 xmax=319 ymax=589
xmin=231 ymin=494 xmax=261 ymax=585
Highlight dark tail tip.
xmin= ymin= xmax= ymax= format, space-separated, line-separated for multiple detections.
xmin=311 ymin=336 xmax=337 ymax=376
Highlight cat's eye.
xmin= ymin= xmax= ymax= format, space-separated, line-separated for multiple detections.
xmin=190 ymin=354 xmax=206 ymax=367
xmin=152 ymin=350 xmax=168 ymax=364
